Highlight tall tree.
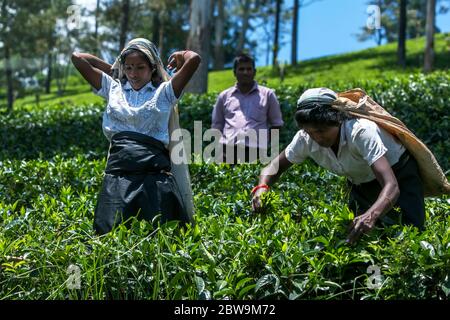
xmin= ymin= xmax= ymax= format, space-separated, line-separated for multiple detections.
xmin=213 ymin=0 xmax=226 ymax=69
xmin=236 ymin=0 xmax=251 ymax=53
xmin=94 ymin=0 xmax=101 ymax=55
xmin=119 ymin=0 xmax=130 ymax=51
xmin=357 ymin=0 xmax=445 ymax=46
xmin=0 ymin=0 xmax=63 ymax=110
xmin=273 ymin=0 xmax=282 ymax=67
xmin=424 ymin=0 xmax=436 ymax=73
xmin=186 ymin=0 xmax=212 ymax=93
xmin=1 ymin=0 xmax=14 ymax=111
xmin=397 ymin=0 xmax=407 ymax=68
xmin=291 ymin=0 xmax=299 ymax=65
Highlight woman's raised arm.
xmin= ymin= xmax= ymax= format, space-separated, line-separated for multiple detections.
xmin=166 ymin=50 xmax=201 ymax=98
xmin=71 ymin=52 xmax=112 ymax=90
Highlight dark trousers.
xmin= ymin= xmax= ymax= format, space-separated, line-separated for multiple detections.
xmin=348 ymin=151 xmax=425 ymax=230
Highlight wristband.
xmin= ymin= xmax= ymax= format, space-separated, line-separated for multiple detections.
xmin=251 ymin=184 xmax=270 ymax=194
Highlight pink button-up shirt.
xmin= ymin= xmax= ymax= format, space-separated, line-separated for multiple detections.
xmin=212 ymin=82 xmax=284 ymax=149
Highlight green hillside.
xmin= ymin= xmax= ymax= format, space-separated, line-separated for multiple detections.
xmin=208 ymin=33 xmax=450 ymax=93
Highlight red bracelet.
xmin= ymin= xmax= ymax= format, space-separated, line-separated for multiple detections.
xmin=251 ymin=184 xmax=270 ymax=194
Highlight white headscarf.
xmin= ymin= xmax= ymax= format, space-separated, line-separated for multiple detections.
xmin=111 ymin=38 xmax=169 ymax=86
xmin=297 ymin=87 xmax=338 ymax=110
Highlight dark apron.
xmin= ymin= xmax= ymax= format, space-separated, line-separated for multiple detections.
xmin=348 ymin=150 xmax=425 ymax=230
xmin=94 ymin=131 xmax=191 ymax=235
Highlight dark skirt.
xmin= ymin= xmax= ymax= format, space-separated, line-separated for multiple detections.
xmin=348 ymin=150 xmax=425 ymax=230
xmin=94 ymin=131 xmax=191 ymax=235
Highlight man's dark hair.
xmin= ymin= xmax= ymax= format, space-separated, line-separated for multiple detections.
xmin=295 ymin=104 xmax=353 ymax=128
xmin=233 ymin=53 xmax=256 ymax=72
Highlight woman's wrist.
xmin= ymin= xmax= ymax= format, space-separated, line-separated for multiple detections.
xmin=182 ymin=50 xmax=192 ymax=60
xmin=251 ymin=183 xmax=270 ymax=195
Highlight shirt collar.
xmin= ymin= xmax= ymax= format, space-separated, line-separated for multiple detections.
xmin=232 ymin=81 xmax=259 ymax=95
xmin=123 ymin=80 xmax=156 ymax=92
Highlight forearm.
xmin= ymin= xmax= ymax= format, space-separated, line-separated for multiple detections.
xmin=259 ymin=167 xmax=281 ymax=186
xmin=179 ymin=50 xmax=201 ymax=75
xmin=258 ymin=158 xmax=287 ymax=186
xmin=71 ymin=52 xmax=102 ymax=90
xmin=366 ymin=182 xmax=400 ymax=220
xmin=74 ymin=53 xmax=111 ymax=75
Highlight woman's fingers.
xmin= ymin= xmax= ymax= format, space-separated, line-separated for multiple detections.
xmin=252 ymin=196 xmax=260 ymax=212
xmin=167 ymin=51 xmax=184 ymax=71
xmin=346 ymin=218 xmax=364 ymax=244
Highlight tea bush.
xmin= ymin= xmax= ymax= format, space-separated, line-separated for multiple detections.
xmin=0 ymin=72 xmax=449 ymax=300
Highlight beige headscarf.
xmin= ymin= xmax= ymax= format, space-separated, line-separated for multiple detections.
xmin=111 ymin=38 xmax=167 ymax=84
xmin=111 ymin=38 xmax=194 ymax=220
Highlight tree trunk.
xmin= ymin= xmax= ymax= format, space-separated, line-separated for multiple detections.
xmin=376 ymin=0 xmax=383 ymax=46
xmin=273 ymin=0 xmax=282 ymax=67
xmin=119 ymin=0 xmax=130 ymax=51
xmin=158 ymin=13 xmax=165 ymax=57
xmin=45 ymin=32 xmax=56 ymax=94
xmin=1 ymin=0 xmax=13 ymax=111
xmin=4 ymin=43 xmax=14 ymax=112
xmin=186 ymin=0 xmax=211 ymax=94
xmin=94 ymin=0 xmax=100 ymax=55
xmin=152 ymin=10 xmax=160 ymax=45
xmin=424 ymin=0 xmax=435 ymax=73
xmin=291 ymin=0 xmax=299 ymax=65
xmin=45 ymin=52 xmax=53 ymax=94
xmin=236 ymin=0 xmax=251 ymax=54
xmin=213 ymin=0 xmax=225 ymax=70
xmin=397 ymin=0 xmax=407 ymax=68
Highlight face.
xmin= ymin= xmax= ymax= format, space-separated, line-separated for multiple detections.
xmin=123 ymin=52 xmax=153 ymax=90
xmin=234 ymin=61 xmax=256 ymax=85
xmin=302 ymin=124 xmax=340 ymax=148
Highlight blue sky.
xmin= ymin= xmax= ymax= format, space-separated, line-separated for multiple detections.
xmin=273 ymin=0 xmax=450 ymax=66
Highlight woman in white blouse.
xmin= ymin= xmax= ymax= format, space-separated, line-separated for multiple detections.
xmin=71 ymin=38 xmax=201 ymax=234
xmin=252 ymin=88 xmax=425 ymax=244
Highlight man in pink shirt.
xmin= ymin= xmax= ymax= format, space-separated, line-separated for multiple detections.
xmin=212 ymin=54 xmax=284 ymax=163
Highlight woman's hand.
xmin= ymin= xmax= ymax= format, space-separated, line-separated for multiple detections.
xmin=346 ymin=211 xmax=378 ymax=244
xmin=346 ymin=155 xmax=400 ymax=245
xmin=167 ymin=51 xmax=187 ymax=73
xmin=252 ymin=188 xmax=269 ymax=213
xmin=167 ymin=50 xmax=201 ymax=98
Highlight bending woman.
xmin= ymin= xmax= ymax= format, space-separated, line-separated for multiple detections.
xmin=71 ymin=38 xmax=201 ymax=234
xmin=252 ymin=88 xmax=426 ymax=244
